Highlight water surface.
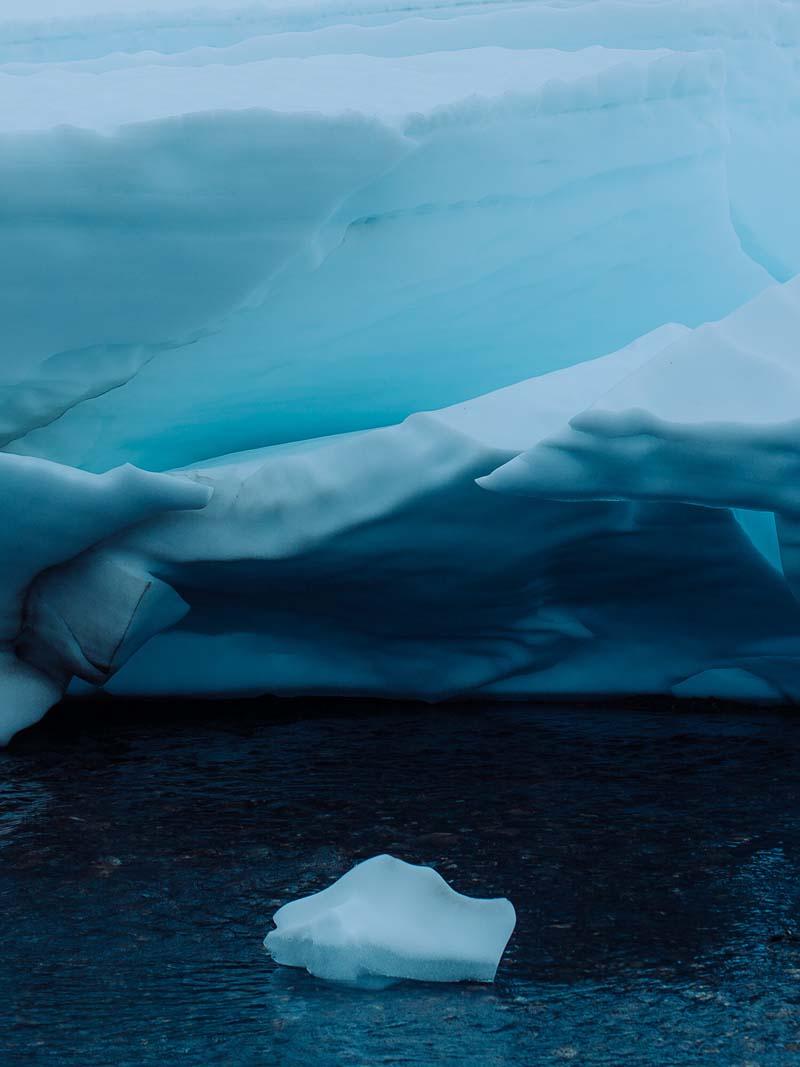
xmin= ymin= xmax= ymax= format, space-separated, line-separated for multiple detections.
xmin=3 ymin=698 xmax=800 ymax=1065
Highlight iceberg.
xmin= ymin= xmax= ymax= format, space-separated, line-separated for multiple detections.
xmin=264 ymin=855 xmax=517 ymax=986
xmin=3 ymin=0 xmax=800 ymax=742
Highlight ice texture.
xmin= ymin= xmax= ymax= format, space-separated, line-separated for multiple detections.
xmin=3 ymin=1 xmax=800 ymax=741
xmin=264 ymin=855 xmax=516 ymax=986
xmin=0 ymin=457 xmax=209 ymax=744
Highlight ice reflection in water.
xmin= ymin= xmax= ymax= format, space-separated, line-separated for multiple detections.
xmin=2 ymin=700 xmax=800 ymax=1065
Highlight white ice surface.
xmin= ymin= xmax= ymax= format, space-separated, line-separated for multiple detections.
xmin=0 ymin=46 xmax=679 ymax=133
xmin=0 ymin=457 xmax=209 ymax=742
xmin=264 ymin=855 xmax=516 ymax=986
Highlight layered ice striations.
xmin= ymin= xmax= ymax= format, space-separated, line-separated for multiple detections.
xmin=0 ymin=18 xmax=771 ymax=470
xmin=3 ymin=1 xmax=800 ymax=741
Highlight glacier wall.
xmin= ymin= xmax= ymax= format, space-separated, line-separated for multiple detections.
xmin=2 ymin=0 xmax=800 ymax=741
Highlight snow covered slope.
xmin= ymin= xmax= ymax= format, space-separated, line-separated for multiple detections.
xmin=2 ymin=0 xmax=800 ymax=741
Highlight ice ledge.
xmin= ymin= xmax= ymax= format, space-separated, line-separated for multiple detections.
xmin=6 ymin=282 xmax=800 ymax=744
xmin=0 ymin=457 xmax=210 ymax=743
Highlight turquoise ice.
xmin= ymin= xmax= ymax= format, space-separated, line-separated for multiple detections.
xmin=3 ymin=0 xmax=800 ymax=741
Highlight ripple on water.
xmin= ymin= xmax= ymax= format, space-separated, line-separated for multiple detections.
xmin=2 ymin=699 xmax=800 ymax=1065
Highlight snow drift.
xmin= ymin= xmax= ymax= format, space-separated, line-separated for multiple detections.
xmin=3 ymin=0 xmax=800 ymax=741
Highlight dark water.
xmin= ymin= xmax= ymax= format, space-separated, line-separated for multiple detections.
xmin=3 ymin=698 xmax=800 ymax=1065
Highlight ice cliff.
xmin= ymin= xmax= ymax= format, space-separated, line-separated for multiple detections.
xmin=3 ymin=0 xmax=800 ymax=742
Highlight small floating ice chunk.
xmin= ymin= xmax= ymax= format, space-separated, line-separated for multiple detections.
xmin=264 ymin=854 xmax=516 ymax=986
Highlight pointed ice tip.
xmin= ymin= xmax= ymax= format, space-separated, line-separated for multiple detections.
xmin=475 ymin=465 xmax=521 ymax=495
